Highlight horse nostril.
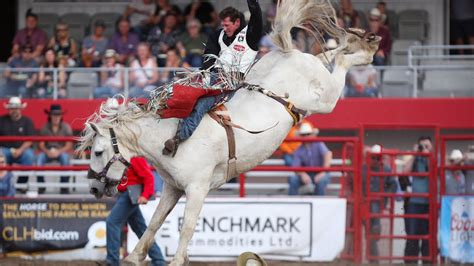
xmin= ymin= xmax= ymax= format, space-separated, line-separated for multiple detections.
xmin=95 ymin=151 xmax=103 ymax=157
xmin=90 ymin=188 xmax=99 ymax=195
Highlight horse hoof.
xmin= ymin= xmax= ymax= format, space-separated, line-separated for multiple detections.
xmin=123 ymin=253 xmax=146 ymax=266
xmin=169 ymin=256 xmax=189 ymax=266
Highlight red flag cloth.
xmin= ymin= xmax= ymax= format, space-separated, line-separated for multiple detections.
xmin=158 ymin=84 xmax=223 ymax=119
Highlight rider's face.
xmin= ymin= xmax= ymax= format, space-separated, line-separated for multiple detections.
xmin=221 ymin=17 xmax=240 ymax=37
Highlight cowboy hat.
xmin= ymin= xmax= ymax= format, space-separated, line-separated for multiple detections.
xmin=298 ymin=122 xmax=319 ymax=136
xmin=449 ymin=149 xmax=463 ymax=163
xmin=44 ymin=104 xmax=65 ymax=115
xmin=4 ymin=96 xmax=27 ymax=109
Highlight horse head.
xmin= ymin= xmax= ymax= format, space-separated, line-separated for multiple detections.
xmin=341 ymin=28 xmax=382 ymax=66
xmin=84 ymin=122 xmax=133 ymax=199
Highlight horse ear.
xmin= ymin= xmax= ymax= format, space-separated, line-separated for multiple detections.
xmin=87 ymin=123 xmax=103 ymax=136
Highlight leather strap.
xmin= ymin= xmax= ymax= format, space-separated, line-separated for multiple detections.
xmin=209 ymin=108 xmax=237 ymax=180
xmin=245 ymin=84 xmax=307 ymax=126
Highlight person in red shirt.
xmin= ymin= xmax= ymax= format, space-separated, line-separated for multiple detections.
xmin=106 ymin=157 xmax=165 ymax=266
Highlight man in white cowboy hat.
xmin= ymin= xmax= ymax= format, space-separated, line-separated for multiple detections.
xmin=0 ymin=97 xmax=35 ymax=193
xmin=288 ymin=122 xmax=333 ymax=196
xmin=445 ymin=149 xmax=466 ymax=195
xmin=37 ymin=104 xmax=73 ymax=194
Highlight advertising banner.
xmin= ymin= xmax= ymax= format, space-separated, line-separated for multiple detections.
xmin=440 ymin=196 xmax=474 ymax=263
xmin=0 ymin=197 xmax=114 ymax=253
xmin=128 ymin=197 xmax=347 ymax=261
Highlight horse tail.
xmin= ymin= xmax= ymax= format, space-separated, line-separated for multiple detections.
xmin=270 ymin=0 xmax=345 ymax=53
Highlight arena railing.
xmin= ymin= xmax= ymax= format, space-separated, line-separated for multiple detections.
xmin=439 ymin=134 xmax=474 ymax=196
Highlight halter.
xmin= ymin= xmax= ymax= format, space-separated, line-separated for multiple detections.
xmin=346 ymin=29 xmax=377 ymax=42
xmin=87 ymin=128 xmax=131 ymax=186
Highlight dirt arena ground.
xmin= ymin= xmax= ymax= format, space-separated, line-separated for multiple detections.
xmin=0 ymin=258 xmax=360 ymax=265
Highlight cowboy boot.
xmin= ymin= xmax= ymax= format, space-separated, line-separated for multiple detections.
xmin=162 ymin=121 xmax=182 ymax=157
xmin=162 ymin=136 xmax=180 ymax=157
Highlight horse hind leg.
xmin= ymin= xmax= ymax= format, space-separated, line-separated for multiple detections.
xmin=124 ymin=183 xmax=183 ymax=265
xmin=169 ymin=183 xmax=210 ymax=266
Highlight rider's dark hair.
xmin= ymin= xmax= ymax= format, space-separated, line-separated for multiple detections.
xmin=219 ymin=7 xmax=241 ymax=22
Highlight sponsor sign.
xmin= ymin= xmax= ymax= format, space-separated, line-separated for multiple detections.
xmin=0 ymin=198 xmax=114 ymax=252
xmin=440 ymin=196 xmax=474 ymax=263
xmin=128 ymin=197 xmax=346 ymax=261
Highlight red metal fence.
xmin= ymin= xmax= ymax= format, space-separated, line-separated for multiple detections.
xmin=2 ymin=131 xmax=474 ymax=263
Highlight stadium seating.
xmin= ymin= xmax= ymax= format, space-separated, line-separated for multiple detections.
xmin=390 ymin=39 xmax=422 ymax=65
xmin=37 ymin=13 xmax=59 ymax=39
xmin=381 ymin=69 xmax=414 ymax=97
xmin=420 ymin=70 xmax=474 ymax=97
xmin=89 ymin=12 xmax=121 ymax=39
xmin=60 ymin=13 xmax=90 ymax=44
xmin=66 ymin=71 xmax=98 ymax=99
xmin=397 ymin=9 xmax=429 ymax=41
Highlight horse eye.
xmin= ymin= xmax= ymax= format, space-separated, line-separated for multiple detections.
xmin=95 ymin=151 xmax=104 ymax=157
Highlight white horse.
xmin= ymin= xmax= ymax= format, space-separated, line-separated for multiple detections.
xmin=78 ymin=0 xmax=380 ymax=265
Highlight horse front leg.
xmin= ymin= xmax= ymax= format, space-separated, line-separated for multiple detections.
xmin=169 ymin=184 xmax=209 ymax=266
xmin=124 ymin=183 xmax=183 ymax=265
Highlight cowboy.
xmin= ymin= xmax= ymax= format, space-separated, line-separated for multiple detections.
xmin=162 ymin=0 xmax=263 ymax=157
xmin=37 ymin=104 xmax=73 ymax=194
xmin=0 ymin=97 xmax=35 ymax=193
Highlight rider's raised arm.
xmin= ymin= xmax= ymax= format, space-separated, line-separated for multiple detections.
xmin=201 ymin=30 xmax=221 ymax=71
xmin=246 ymin=0 xmax=263 ymax=51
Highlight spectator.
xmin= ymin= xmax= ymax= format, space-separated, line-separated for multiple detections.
xmin=36 ymin=48 xmax=59 ymax=98
xmin=36 ymin=48 xmax=68 ymax=99
xmin=258 ymin=33 xmax=277 ymax=59
xmin=47 ymin=22 xmax=78 ymax=67
xmin=129 ymin=42 xmax=159 ymax=98
xmin=338 ymin=0 xmax=360 ymax=29
xmin=279 ymin=123 xmax=302 ymax=195
xmin=402 ymin=136 xmax=433 ymax=265
xmin=148 ymin=11 xmax=181 ymax=66
xmin=56 ymin=54 xmax=70 ymax=99
xmin=109 ymin=17 xmax=140 ymax=65
xmin=81 ymin=20 xmax=109 ymax=67
xmin=94 ymin=49 xmax=124 ymax=99
xmin=176 ymin=19 xmax=207 ymax=68
xmin=278 ymin=122 xmax=303 ymax=167
xmin=345 ymin=64 xmax=379 ymax=98
xmin=106 ymin=156 xmax=165 ymax=266
xmin=10 ymin=9 xmax=47 ymax=62
xmin=0 ymin=97 xmax=35 ymax=194
xmin=450 ymin=0 xmax=474 ymax=54
xmin=288 ymin=122 xmax=332 ymax=196
xmin=3 ymin=44 xmax=39 ymax=98
xmin=124 ymin=0 xmax=156 ymax=41
xmin=368 ymin=8 xmax=392 ymax=66
xmin=376 ymin=1 xmax=389 ymax=27
xmin=183 ymin=0 xmax=218 ymax=35
xmin=36 ymin=104 xmax=73 ymax=194
xmin=445 ymin=149 xmax=466 ymax=194
xmin=263 ymin=0 xmax=277 ymax=33
xmin=465 ymin=145 xmax=474 ymax=194
xmin=0 ymin=150 xmax=15 ymax=197
xmin=362 ymin=144 xmax=398 ymax=261
xmin=160 ymin=48 xmax=188 ymax=84
xmin=152 ymin=0 xmax=183 ymax=28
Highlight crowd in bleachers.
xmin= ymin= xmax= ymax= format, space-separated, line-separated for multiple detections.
xmin=0 ymin=0 xmax=446 ymax=100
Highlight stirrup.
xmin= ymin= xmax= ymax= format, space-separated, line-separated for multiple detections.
xmin=162 ymin=138 xmax=179 ymax=157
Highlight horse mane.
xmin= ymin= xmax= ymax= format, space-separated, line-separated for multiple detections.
xmin=270 ymin=0 xmax=344 ymax=53
xmin=76 ymin=96 xmax=156 ymax=155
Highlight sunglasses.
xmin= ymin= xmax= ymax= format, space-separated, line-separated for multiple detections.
xmin=56 ymin=28 xmax=68 ymax=31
